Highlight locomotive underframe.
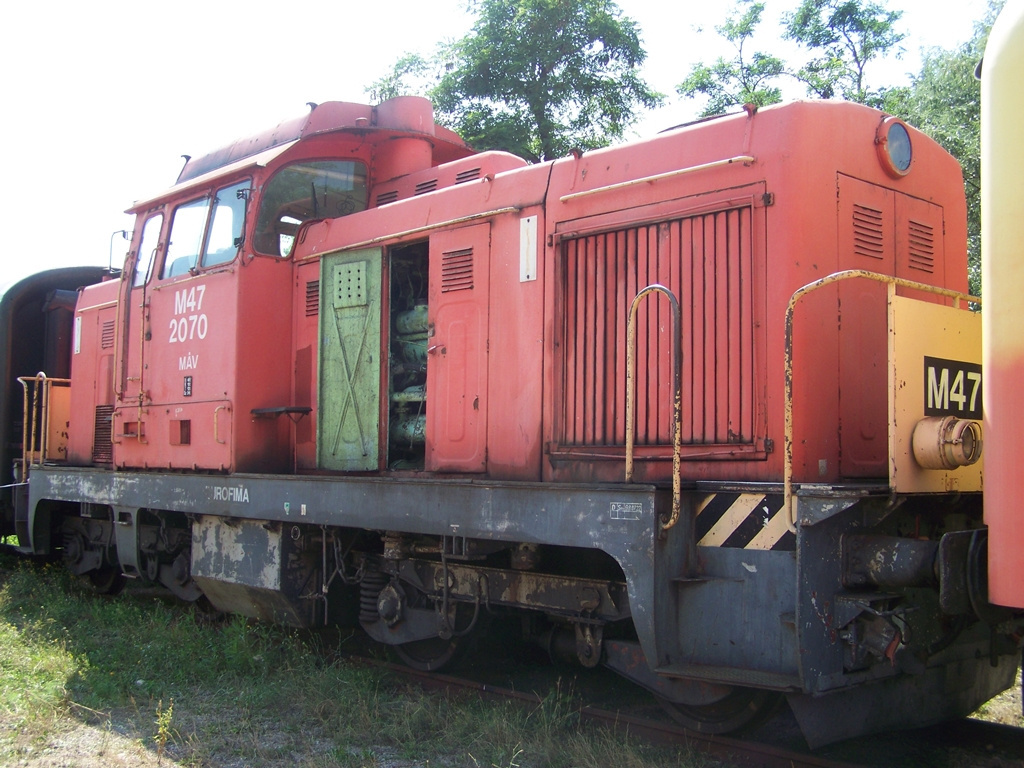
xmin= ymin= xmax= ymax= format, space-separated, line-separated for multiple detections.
xmin=21 ymin=465 xmax=1021 ymax=746
xmin=25 ymin=466 xmax=664 ymax=644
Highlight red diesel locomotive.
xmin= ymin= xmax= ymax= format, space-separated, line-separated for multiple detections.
xmin=2 ymin=41 xmax=1022 ymax=745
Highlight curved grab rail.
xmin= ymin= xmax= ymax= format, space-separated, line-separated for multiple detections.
xmin=625 ymin=284 xmax=683 ymax=534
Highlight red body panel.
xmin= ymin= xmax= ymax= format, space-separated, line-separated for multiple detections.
xmin=68 ymin=98 xmax=967 ymax=489
xmin=67 ymin=279 xmax=120 ymax=465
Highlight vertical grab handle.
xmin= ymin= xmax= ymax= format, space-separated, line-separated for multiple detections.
xmin=214 ymin=404 xmax=229 ymax=444
xmin=625 ymin=284 xmax=683 ymax=534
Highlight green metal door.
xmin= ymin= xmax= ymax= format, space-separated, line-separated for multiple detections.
xmin=318 ymin=249 xmax=382 ymax=471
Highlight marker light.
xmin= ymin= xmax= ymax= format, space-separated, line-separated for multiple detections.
xmin=876 ymin=117 xmax=913 ymax=178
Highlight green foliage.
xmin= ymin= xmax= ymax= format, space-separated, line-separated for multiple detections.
xmin=677 ymin=1 xmax=785 ymax=117
xmin=887 ymin=0 xmax=1005 ymax=297
xmin=678 ymin=0 xmax=905 ymax=116
xmin=366 ymin=52 xmax=436 ymax=104
xmin=371 ymin=0 xmax=663 ymax=162
xmin=153 ymin=697 xmax=173 ymax=759
xmin=784 ymin=0 xmax=905 ymax=105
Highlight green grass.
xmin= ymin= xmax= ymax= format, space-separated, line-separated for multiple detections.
xmin=0 ymin=552 xmax=719 ymax=767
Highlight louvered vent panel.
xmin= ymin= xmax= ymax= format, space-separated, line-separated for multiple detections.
xmin=306 ymin=280 xmax=320 ymax=316
xmin=852 ymin=204 xmax=885 ymax=259
xmin=906 ymin=218 xmax=936 ymax=273
xmin=560 ymin=207 xmax=755 ymax=448
xmin=92 ymin=405 xmax=114 ymax=464
xmin=441 ymin=248 xmax=474 ymax=293
xmin=376 ymin=190 xmax=399 ymax=206
xmin=415 ymin=179 xmax=438 ymax=195
xmin=455 ymin=168 xmax=482 ymax=184
xmin=100 ymin=320 xmax=115 ymax=349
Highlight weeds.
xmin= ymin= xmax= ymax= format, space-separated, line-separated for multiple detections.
xmin=0 ymin=551 xmax=713 ymax=767
xmin=154 ymin=698 xmax=174 ymax=761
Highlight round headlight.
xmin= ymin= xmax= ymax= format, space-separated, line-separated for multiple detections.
xmin=876 ymin=117 xmax=913 ymax=177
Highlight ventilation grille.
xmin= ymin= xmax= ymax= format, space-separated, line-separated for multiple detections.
xmin=560 ymin=207 xmax=755 ymax=448
xmin=306 ymin=280 xmax=320 ymax=316
xmin=376 ymin=190 xmax=399 ymax=206
xmin=92 ymin=405 xmax=114 ymax=464
xmin=415 ymin=179 xmax=438 ymax=196
xmin=906 ymin=219 xmax=936 ymax=273
xmin=455 ymin=168 xmax=482 ymax=184
xmin=334 ymin=262 xmax=367 ymax=308
xmin=441 ymin=248 xmax=474 ymax=293
xmin=852 ymin=204 xmax=885 ymax=259
xmin=100 ymin=320 xmax=115 ymax=349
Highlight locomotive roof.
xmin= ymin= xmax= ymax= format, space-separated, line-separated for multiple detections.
xmin=128 ymin=97 xmax=474 ymax=213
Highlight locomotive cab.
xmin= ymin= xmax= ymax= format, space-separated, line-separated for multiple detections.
xmin=66 ymin=97 xmax=476 ymax=475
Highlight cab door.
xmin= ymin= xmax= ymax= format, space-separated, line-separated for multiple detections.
xmin=117 ymin=213 xmax=163 ymax=425
xmin=114 ymin=181 xmax=248 ymax=471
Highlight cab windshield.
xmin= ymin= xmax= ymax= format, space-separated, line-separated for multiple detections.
xmin=254 ymin=160 xmax=368 ymax=257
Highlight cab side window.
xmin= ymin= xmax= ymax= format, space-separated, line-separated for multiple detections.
xmin=133 ymin=214 xmax=163 ymax=288
xmin=254 ymin=161 xmax=367 ymax=257
xmin=203 ymin=181 xmax=249 ymax=267
xmin=163 ymin=198 xmax=208 ymax=279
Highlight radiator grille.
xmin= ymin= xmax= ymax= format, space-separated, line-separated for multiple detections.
xmin=92 ymin=405 xmax=114 ymax=464
xmin=559 ymin=207 xmax=755 ymax=448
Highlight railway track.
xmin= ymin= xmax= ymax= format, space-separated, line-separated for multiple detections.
xmin=356 ymin=656 xmax=853 ymax=768
xmin=348 ymin=646 xmax=1024 ymax=768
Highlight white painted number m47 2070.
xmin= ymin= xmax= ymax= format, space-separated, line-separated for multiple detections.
xmin=169 ymin=286 xmax=209 ymax=343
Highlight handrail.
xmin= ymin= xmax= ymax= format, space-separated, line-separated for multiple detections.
xmin=17 ymin=373 xmax=71 ymax=479
xmin=783 ymin=270 xmax=980 ymax=532
xmin=560 ymin=155 xmax=756 ymax=203
xmin=625 ymin=284 xmax=683 ymax=535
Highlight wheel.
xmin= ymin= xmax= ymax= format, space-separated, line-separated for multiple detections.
xmin=394 ymin=634 xmax=466 ymax=672
xmin=87 ymin=566 xmax=127 ymax=596
xmin=659 ymin=687 xmax=783 ymax=734
xmin=393 ymin=601 xmax=478 ymax=672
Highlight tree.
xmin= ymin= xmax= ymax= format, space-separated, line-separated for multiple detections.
xmin=889 ymin=1 xmax=1005 ymax=297
xmin=676 ymin=0 xmax=903 ymax=117
xmin=370 ymin=0 xmax=662 ymax=162
xmin=676 ymin=1 xmax=785 ymax=118
xmin=367 ymin=53 xmax=435 ymax=104
xmin=784 ymin=0 xmax=905 ymax=105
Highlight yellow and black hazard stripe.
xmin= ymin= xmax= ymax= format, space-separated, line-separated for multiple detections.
xmin=695 ymin=493 xmax=796 ymax=551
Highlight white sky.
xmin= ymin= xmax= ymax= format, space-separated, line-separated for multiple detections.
xmin=0 ymin=0 xmax=989 ymax=289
